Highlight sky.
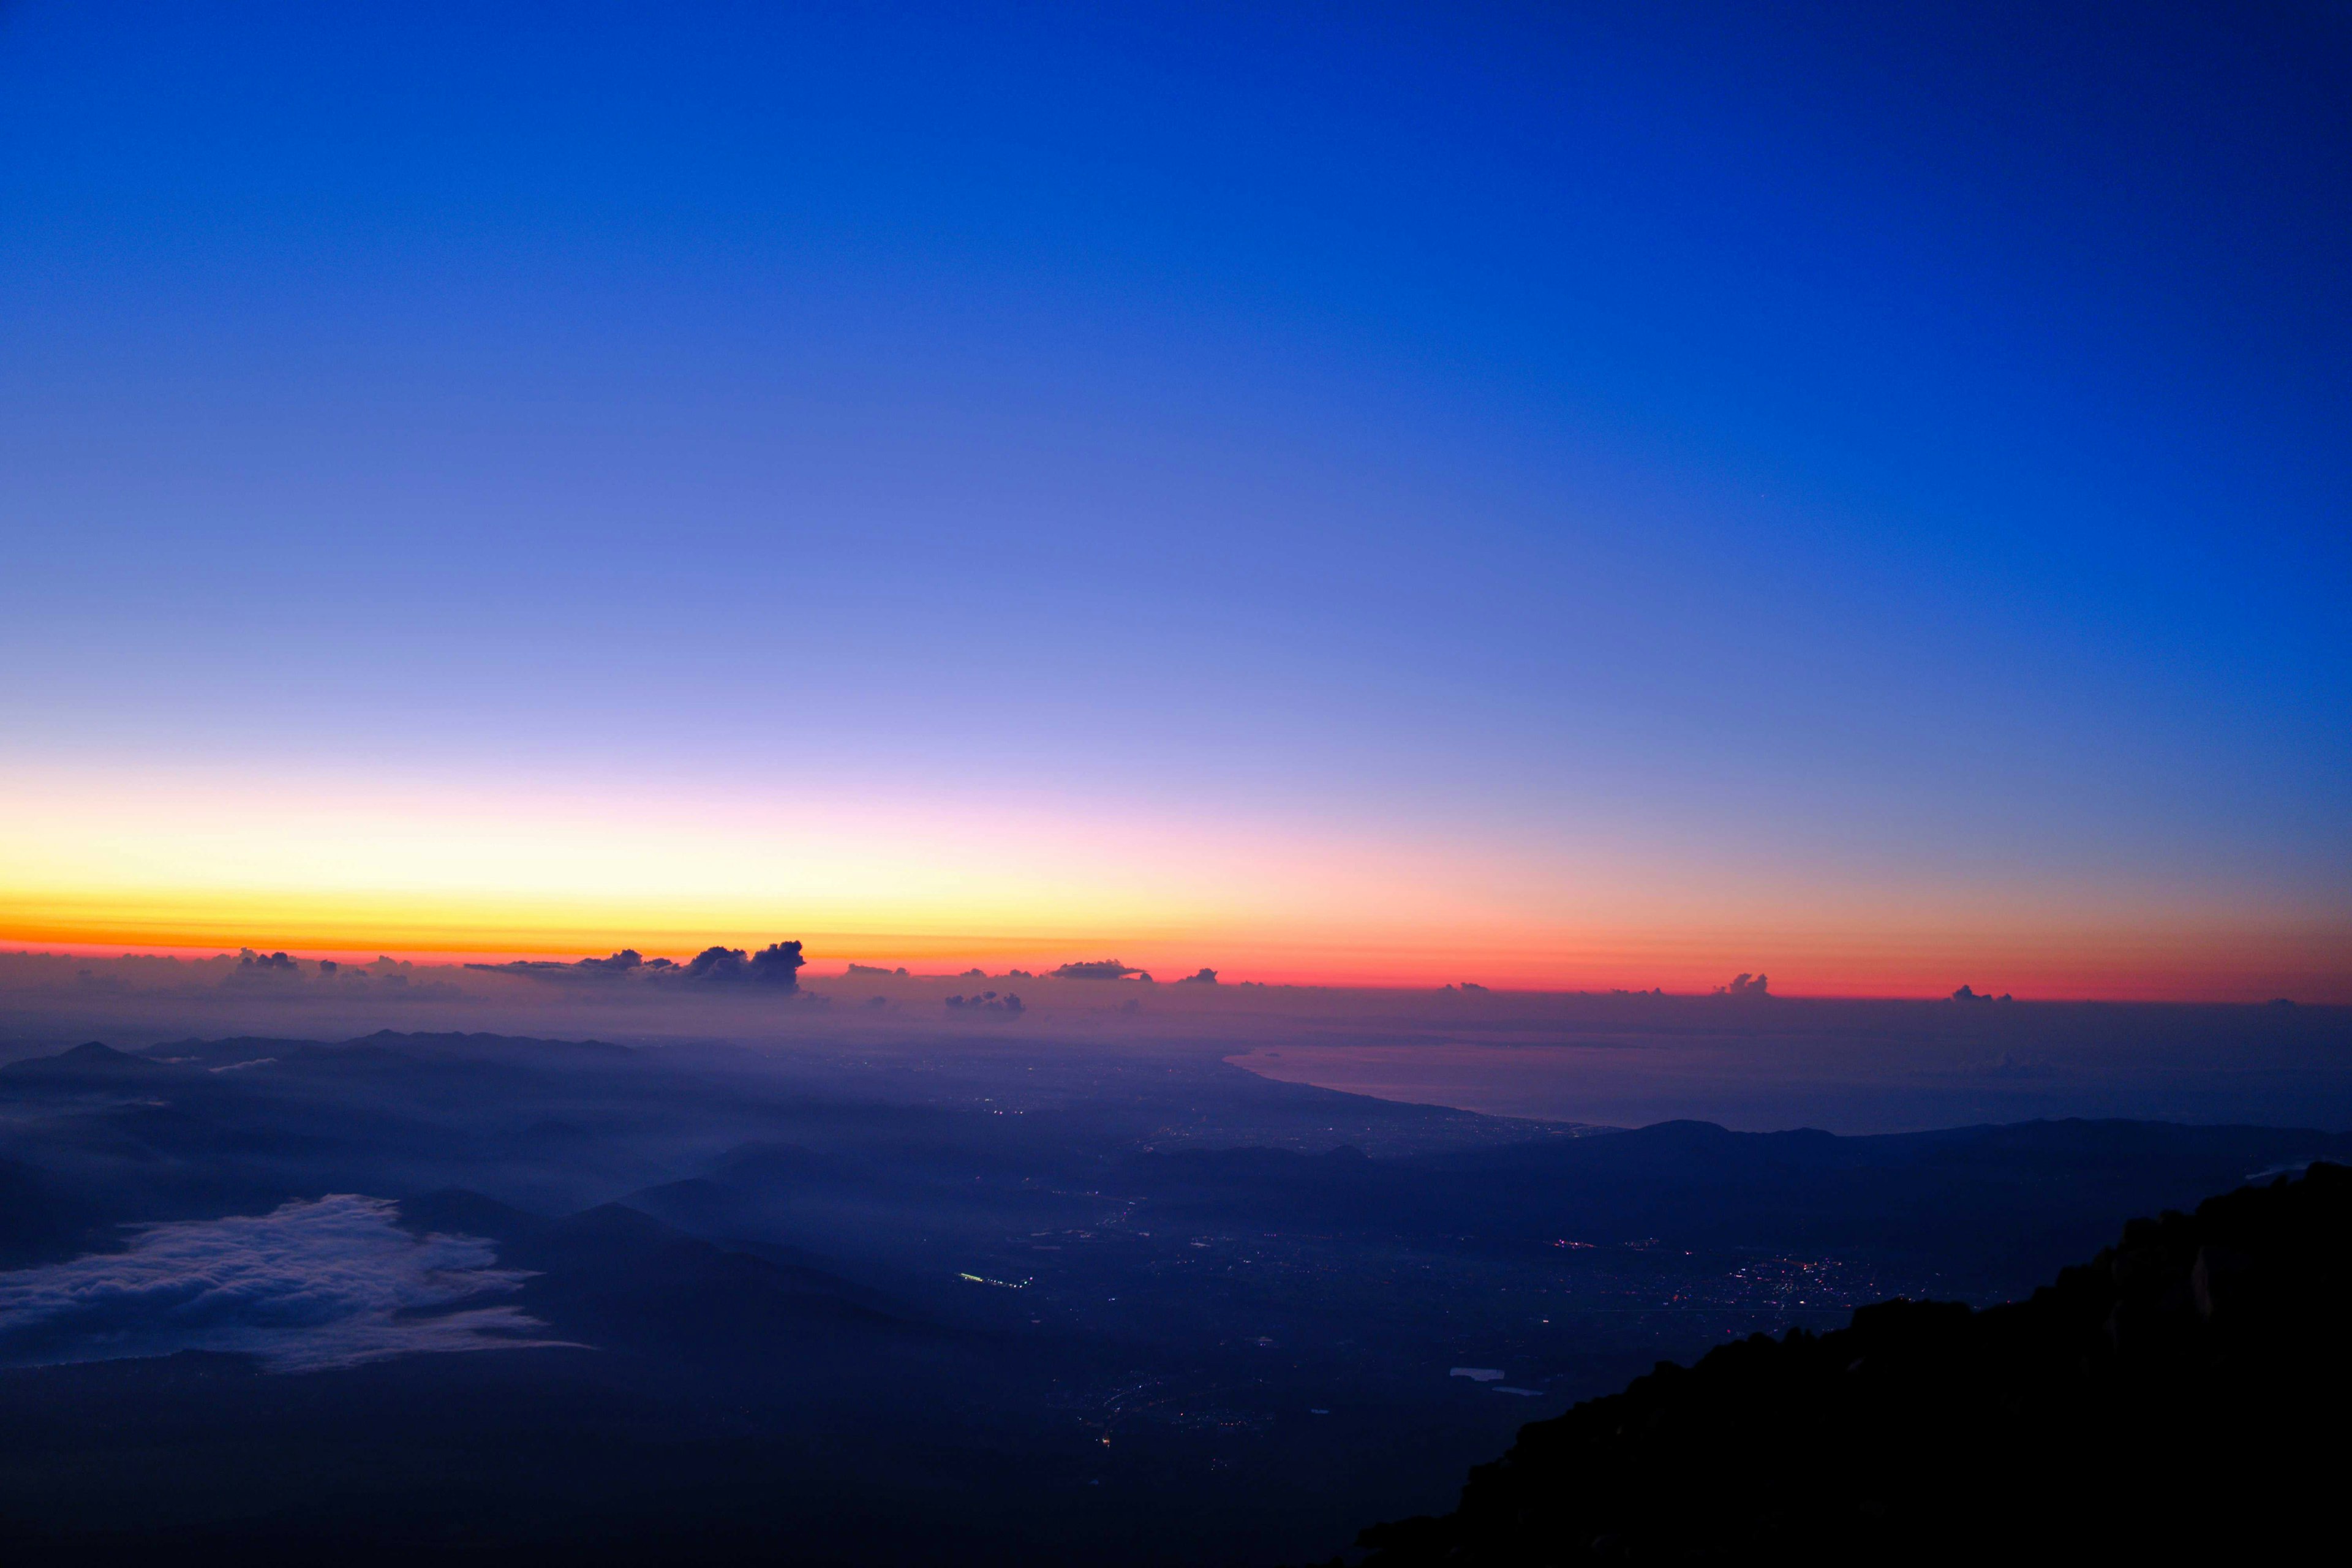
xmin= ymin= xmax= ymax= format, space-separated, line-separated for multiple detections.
xmin=1 ymin=1 xmax=2346 ymax=998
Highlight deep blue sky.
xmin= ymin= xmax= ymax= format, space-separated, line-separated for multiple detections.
xmin=1 ymin=2 xmax=2345 ymax=987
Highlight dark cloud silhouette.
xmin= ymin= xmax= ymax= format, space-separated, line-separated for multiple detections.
xmin=686 ymin=946 xmax=747 ymax=981
xmin=1714 ymin=973 xmax=1770 ymax=999
xmin=845 ymin=964 xmax=908 ymax=978
xmin=1177 ymin=969 xmax=1219 ymax=985
xmin=0 ymin=1196 xmax=559 ymax=1371
xmin=467 ymin=949 xmax=644 ymax=981
xmin=748 ymin=941 xmax=805 ymax=987
xmin=680 ymin=942 xmax=805 ymax=989
xmin=222 ymin=949 xmax=305 ymax=986
xmin=1052 ymin=960 xmax=1149 ymax=981
xmin=1950 ymin=985 xmax=2014 ymax=1003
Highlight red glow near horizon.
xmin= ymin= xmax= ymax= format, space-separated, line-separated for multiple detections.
xmin=3 ymin=931 xmax=2341 ymax=1005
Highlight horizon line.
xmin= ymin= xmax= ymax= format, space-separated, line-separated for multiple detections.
xmin=3 ymin=942 xmax=2334 ymax=1009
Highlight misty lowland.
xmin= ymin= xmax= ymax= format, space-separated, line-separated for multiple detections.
xmin=2 ymin=951 xmax=2346 ymax=1563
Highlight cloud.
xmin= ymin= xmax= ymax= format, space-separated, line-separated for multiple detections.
xmin=0 ymin=1195 xmax=564 ymax=1373
xmin=684 ymin=941 xmax=805 ymax=988
xmin=466 ymin=949 xmax=644 ymax=981
xmin=1051 ymin=960 xmax=1152 ymax=981
xmin=1714 ymin=973 xmax=1771 ymax=999
xmin=221 ymin=948 xmax=303 ymax=985
xmin=684 ymin=946 xmax=745 ymax=982
xmin=1176 ymin=968 xmax=1218 ymax=985
xmin=468 ymin=941 xmax=809 ymax=990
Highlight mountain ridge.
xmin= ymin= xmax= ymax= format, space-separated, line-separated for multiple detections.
xmin=1349 ymin=1161 xmax=2352 ymax=1564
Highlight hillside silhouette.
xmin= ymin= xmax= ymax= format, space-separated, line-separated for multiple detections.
xmin=1355 ymin=1162 xmax=2351 ymax=1564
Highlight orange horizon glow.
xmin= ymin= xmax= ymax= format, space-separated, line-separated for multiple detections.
xmin=3 ymin=763 xmax=2345 ymax=1005
xmin=3 ymin=918 xmax=2345 ymax=1005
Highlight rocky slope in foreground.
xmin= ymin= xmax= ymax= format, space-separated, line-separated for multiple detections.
xmin=1355 ymin=1161 xmax=2351 ymax=1564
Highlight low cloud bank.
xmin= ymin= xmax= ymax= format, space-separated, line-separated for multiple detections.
xmin=469 ymin=948 xmax=649 ymax=979
xmin=468 ymin=940 xmax=808 ymax=990
xmin=0 ymin=1194 xmax=560 ymax=1372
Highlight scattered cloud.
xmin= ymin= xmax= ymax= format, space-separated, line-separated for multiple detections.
xmin=1714 ymin=973 xmax=1770 ymax=999
xmin=221 ymin=948 xmax=304 ymax=985
xmin=0 ymin=1195 xmax=563 ymax=1373
xmin=470 ymin=941 xmax=812 ymax=989
xmin=1052 ymin=960 xmax=1150 ymax=981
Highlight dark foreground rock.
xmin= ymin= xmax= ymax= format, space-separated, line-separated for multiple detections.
xmin=1356 ymin=1162 xmax=2352 ymax=1564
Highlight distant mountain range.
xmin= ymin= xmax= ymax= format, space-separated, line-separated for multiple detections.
xmin=5 ymin=1032 xmax=2349 ymax=1564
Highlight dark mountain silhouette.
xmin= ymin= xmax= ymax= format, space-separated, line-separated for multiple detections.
xmin=1 ymin=1041 xmax=188 ymax=1085
xmin=1352 ymin=1162 xmax=2352 ymax=1565
xmin=397 ymin=1189 xmax=910 ymax=1350
xmin=135 ymin=1030 xmax=642 ymax=1070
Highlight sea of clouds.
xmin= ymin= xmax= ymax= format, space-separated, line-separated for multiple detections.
xmin=0 ymin=1194 xmax=563 ymax=1371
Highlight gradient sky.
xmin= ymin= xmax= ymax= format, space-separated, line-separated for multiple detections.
xmin=2 ymin=2 xmax=2346 ymax=997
